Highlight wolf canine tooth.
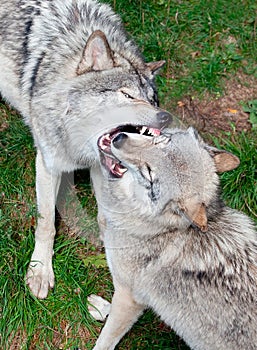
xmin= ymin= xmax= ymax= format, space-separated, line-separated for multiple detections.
xmin=119 ymin=167 xmax=127 ymax=174
xmin=140 ymin=126 xmax=148 ymax=134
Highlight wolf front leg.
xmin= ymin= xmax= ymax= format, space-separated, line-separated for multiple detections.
xmin=26 ymin=150 xmax=61 ymax=299
xmin=93 ymin=284 xmax=145 ymax=350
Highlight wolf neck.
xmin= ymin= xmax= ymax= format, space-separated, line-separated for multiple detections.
xmin=103 ymin=224 xmax=179 ymax=253
xmin=103 ymin=208 xmax=257 ymax=286
xmin=101 ymin=212 xmax=184 ymax=251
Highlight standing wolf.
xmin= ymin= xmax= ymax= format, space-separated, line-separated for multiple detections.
xmin=0 ymin=0 xmax=171 ymax=299
xmin=89 ymin=127 xmax=257 ymax=350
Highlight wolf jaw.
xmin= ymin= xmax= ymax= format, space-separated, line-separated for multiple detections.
xmin=98 ymin=125 xmax=160 ymax=177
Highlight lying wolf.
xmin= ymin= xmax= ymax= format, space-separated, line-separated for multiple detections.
xmin=0 ymin=0 xmax=171 ymax=299
xmin=89 ymin=126 xmax=257 ymax=350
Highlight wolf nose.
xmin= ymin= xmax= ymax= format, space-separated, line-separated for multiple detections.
xmin=112 ymin=133 xmax=128 ymax=149
xmin=156 ymin=111 xmax=172 ymax=128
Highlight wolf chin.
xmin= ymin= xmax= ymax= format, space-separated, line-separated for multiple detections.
xmin=0 ymin=0 xmax=171 ymax=299
xmin=90 ymin=127 xmax=257 ymax=350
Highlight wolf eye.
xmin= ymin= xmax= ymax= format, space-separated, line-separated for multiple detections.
xmin=121 ymin=91 xmax=134 ymax=99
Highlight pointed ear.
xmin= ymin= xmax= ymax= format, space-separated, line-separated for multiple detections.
xmin=205 ymin=146 xmax=240 ymax=173
xmin=77 ymin=30 xmax=114 ymax=75
xmin=183 ymin=203 xmax=208 ymax=232
xmin=146 ymin=60 xmax=166 ymax=75
xmin=213 ymin=152 xmax=240 ymax=173
xmin=192 ymin=204 xmax=208 ymax=232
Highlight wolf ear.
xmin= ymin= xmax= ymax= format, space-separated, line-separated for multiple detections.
xmin=206 ymin=146 xmax=240 ymax=173
xmin=213 ymin=152 xmax=240 ymax=173
xmin=183 ymin=202 xmax=208 ymax=232
xmin=146 ymin=60 xmax=166 ymax=75
xmin=77 ymin=30 xmax=114 ymax=75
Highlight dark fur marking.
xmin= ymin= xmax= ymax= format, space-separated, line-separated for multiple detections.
xmin=21 ymin=4 xmax=41 ymax=61
xmin=134 ymin=67 xmax=159 ymax=107
xmin=29 ymin=51 xmax=46 ymax=98
xmin=21 ymin=5 xmax=41 ymax=95
xmin=148 ymin=77 xmax=159 ymax=107
xmin=22 ymin=18 xmax=33 ymax=62
xmin=182 ymin=265 xmax=226 ymax=287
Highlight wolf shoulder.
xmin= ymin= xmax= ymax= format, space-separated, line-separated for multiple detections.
xmin=134 ymin=207 xmax=257 ymax=349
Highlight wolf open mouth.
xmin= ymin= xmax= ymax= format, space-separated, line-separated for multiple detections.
xmin=98 ymin=125 xmax=160 ymax=178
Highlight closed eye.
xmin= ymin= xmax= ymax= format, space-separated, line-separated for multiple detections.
xmin=120 ymin=90 xmax=135 ymax=100
xmin=139 ymin=163 xmax=160 ymax=204
xmin=139 ymin=163 xmax=153 ymax=183
xmin=139 ymin=163 xmax=160 ymax=202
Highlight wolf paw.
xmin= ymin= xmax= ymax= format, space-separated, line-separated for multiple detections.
xmin=88 ymin=294 xmax=111 ymax=321
xmin=26 ymin=259 xmax=54 ymax=299
xmin=26 ymin=240 xmax=55 ymax=299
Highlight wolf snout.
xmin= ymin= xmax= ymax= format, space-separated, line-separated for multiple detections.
xmin=156 ymin=111 xmax=172 ymax=128
xmin=112 ymin=133 xmax=128 ymax=149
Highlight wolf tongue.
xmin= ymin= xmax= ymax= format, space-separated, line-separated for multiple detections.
xmin=140 ymin=127 xmax=161 ymax=136
xmin=150 ymin=128 xmax=161 ymax=136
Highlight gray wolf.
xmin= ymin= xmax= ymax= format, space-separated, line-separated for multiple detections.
xmin=0 ymin=0 xmax=171 ymax=299
xmin=89 ymin=126 xmax=257 ymax=350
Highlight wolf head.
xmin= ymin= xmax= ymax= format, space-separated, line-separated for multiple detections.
xmin=94 ymin=127 xmax=239 ymax=234
xmin=68 ymin=30 xmax=171 ymax=164
xmin=34 ymin=29 xmax=171 ymax=171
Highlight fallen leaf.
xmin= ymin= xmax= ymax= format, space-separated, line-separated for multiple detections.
xmin=177 ymin=101 xmax=185 ymax=107
xmin=227 ymin=108 xmax=238 ymax=114
xmin=191 ymin=51 xmax=200 ymax=58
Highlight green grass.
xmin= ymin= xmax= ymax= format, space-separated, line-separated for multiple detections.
xmin=1 ymin=1 xmax=257 ymax=349
xmin=106 ymin=0 xmax=257 ymax=103
xmin=212 ymin=128 xmax=257 ymax=221
xmin=242 ymin=99 xmax=257 ymax=128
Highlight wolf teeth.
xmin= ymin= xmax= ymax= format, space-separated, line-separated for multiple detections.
xmin=149 ymin=128 xmax=161 ymax=136
xmin=140 ymin=126 xmax=160 ymax=137
xmin=110 ymin=162 xmax=127 ymax=177
xmin=98 ymin=136 xmax=109 ymax=150
xmin=140 ymin=126 xmax=148 ymax=135
xmin=119 ymin=167 xmax=127 ymax=174
xmin=98 ymin=137 xmax=105 ymax=148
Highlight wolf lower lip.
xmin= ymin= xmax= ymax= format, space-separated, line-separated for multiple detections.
xmin=98 ymin=125 xmax=160 ymax=178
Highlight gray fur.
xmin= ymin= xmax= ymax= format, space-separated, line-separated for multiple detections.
xmin=90 ymin=127 xmax=257 ymax=350
xmin=0 ymin=0 xmax=166 ymax=172
xmin=0 ymin=0 xmax=170 ymax=298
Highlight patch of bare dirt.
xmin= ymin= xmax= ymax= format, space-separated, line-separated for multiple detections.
xmin=171 ymin=73 xmax=257 ymax=135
